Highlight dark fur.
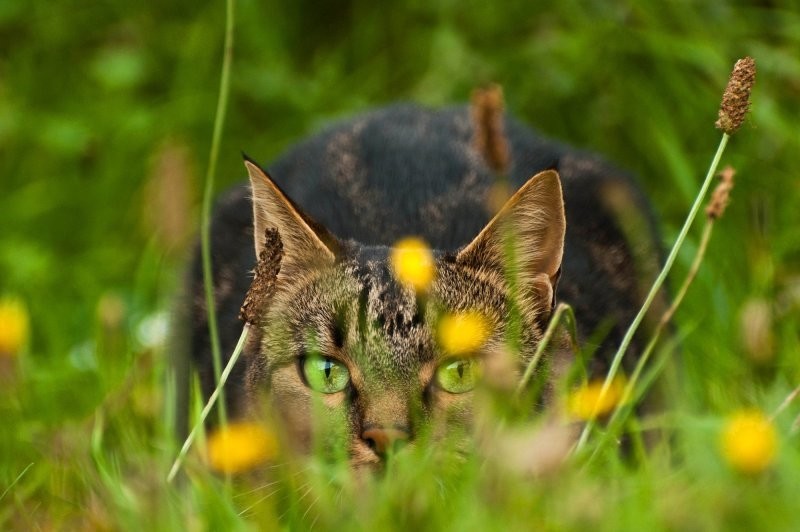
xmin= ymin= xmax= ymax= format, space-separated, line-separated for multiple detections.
xmin=184 ymin=104 xmax=663 ymax=457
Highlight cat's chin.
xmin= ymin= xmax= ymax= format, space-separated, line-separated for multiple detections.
xmin=348 ymin=442 xmax=382 ymax=472
xmin=349 ymin=460 xmax=382 ymax=477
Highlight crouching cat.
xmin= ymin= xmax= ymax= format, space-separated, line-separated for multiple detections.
xmin=185 ymin=102 xmax=663 ymax=469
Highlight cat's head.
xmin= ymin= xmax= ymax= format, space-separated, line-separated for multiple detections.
xmin=243 ymin=161 xmax=565 ymax=469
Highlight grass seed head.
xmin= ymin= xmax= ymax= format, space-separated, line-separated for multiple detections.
xmin=240 ymin=228 xmax=283 ymax=325
xmin=705 ymin=165 xmax=736 ymax=220
xmin=144 ymin=139 xmax=195 ymax=255
xmin=715 ymin=56 xmax=756 ymax=135
xmin=471 ymin=83 xmax=510 ymax=176
xmin=739 ymin=298 xmax=774 ymax=364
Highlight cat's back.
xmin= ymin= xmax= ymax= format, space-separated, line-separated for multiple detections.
xmin=265 ymin=104 xmax=570 ymax=248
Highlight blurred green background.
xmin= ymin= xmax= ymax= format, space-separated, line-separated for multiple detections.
xmin=1 ymin=0 xmax=799 ymax=527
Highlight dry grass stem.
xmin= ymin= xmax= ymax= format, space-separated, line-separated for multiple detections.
xmin=772 ymin=384 xmax=800 ymax=421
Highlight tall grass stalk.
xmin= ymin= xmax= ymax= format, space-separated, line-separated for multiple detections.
xmin=514 ymin=302 xmax=577 ymax=398
xmin=167 ymin=0 xmax=237 ymax=481
xmin=589 ymin=214 xmax=718 ymax=460
xmin=199 ymin=0 xmax=236 ymax=425
xmin=772 ymin=384 xmax=800 ymax=421
xmin=0 ymin=463 xmax=34 ymax=502
xmin=575 ymin=132 xmax=730 ymax=452
xmin=168 ymin=323 xmax=251 ymax=483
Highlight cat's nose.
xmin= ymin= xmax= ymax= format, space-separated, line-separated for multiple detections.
xmin=361 ymin=426 xmax=410 ymax=456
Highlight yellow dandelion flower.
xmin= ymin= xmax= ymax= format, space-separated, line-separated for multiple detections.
xmin=438 ymin=311 xmax=490 ymax=355
xmin=720 ymin=409 xmax=777 ymax=475
xmin=0 ymin=297 xmax=29 ymax=357
xmin=390 ymin=237 xmax=435 ymax=292
xmin=207 ymin=422 xmax=277 ymax=474
xmin=567 ymin=377 xmax=627 ymax=421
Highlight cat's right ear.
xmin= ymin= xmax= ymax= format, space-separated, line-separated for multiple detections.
xmin=245 ymin=160 xmax=338 ymax=277
xmin=456 ymin=169 xmax=565 ymax=307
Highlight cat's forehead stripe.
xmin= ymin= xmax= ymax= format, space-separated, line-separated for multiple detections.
xmin=361 ymin=259 xmax=416 ymax=333
xmin=339 ymin=255 xmax=434 ymax=376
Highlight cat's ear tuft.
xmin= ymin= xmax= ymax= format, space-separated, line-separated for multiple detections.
xmin=457 ymin=169 xmax=565 ymax=294
xmin=245 ymin=160 xmax=337 ymax=276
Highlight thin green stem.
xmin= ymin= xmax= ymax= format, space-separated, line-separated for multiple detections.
xmin=168 ymin=324 xmax=250 ymax=483
xmin=625 ymin=221 xmax=714 ymax=401
xmin=575 ymin=132 xmax=730 ymax=452
xmin=771 ymin=383 xmax=800 ymax=421
xmin=515 ymin=302 xmax=576 ymax=398
xmin=588 ymin=220 xmax=715 ymax=461
xmin=200 ymin=0 xmax=235 ymax=425
xmin=0 ymin=463 xmax=34 ymax=502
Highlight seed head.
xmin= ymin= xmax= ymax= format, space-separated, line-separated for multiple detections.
xmin=739 ymin=298 xmax=774 ymax=364
xmin=705 ymin=165 xmax=736 ymax=220
xmin=240 ymin=228 xmax=283 ymax=325
xmin=144 ymin=139 xmax=194 ymax=255
xmin=471 ymin=83 xmax=510 ymax=176
xmin=716 ymin=57 xmax=756 ymax=135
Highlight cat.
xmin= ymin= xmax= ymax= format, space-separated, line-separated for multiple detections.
xmin=182 ymin=102 xmax=664 ymax=469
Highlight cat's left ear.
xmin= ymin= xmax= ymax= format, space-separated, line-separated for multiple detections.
xmin=457 ymin=170 xmax=565 ymax=304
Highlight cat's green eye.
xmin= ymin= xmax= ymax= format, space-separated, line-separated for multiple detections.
xmin=436 ymin=357 xmax=480 ymax=394
xmin=302 ymin=356 xmax=350 ymax=394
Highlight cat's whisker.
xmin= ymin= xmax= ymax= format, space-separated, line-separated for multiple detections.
xmin=294 ymin=483 xmax=315 ymax=504
xmin=238 ymin=487 xmax=281 ymax=517
xmin=233 ymin=479 xmax=280 ymax=499
xmin=301 ymin=493 xmax=320 ymax=523
xmin=274 ymin=481 xmax=314 ymax=522
xmin=239 ymin=472 xmax=311 ymax=517
xmin=233 ymin=464 xmax=309 ymax=499
xmin=335 ymin=484 xmax=345 ymax=510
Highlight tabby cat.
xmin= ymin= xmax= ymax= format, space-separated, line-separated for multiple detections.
xmin=184 ymin=103 xmax=663 ymax=468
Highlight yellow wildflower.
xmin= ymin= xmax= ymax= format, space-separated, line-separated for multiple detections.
xmin=390 ymin=237 xmax=435 ymax=292
xmin=566 ymin=377 xmax=627 ymax=421
xmin=0 ymin=297 xmax=29 ymax=357
xmin=438 ymin=311 xmax=490 ymax=355
xmin=720 ymin=409 xmax=777 ymax=475
xmin=207 ymin=422 xmax=277 ymax=474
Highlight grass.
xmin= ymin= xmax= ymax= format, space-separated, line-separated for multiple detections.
xmin=2 ymin=0 xmax=800 ymax=529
